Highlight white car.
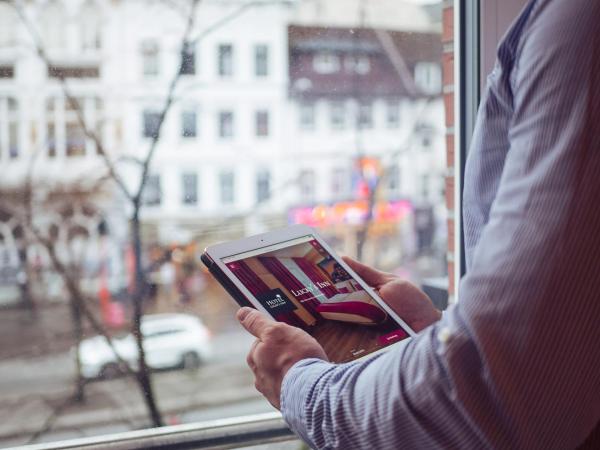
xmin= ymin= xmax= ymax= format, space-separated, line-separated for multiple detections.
xmin=78 ymin=313 xmax=212 ymax=379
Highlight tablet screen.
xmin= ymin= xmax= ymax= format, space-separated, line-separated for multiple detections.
xmin=222 ymin=235 xmax=411 ymax=363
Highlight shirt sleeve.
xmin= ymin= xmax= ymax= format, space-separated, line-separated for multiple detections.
xmin=280 ymin=1 xmax=600 ymax=448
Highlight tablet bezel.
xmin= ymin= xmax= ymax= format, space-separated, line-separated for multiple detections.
xmin=204 ymin=224 xmax=416 ymax=360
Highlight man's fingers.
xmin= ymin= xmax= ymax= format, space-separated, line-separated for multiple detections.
xmin=342 ymin=256 xmax=394 ymax=288
xmin=237 ymin=307 xmax=270 ymax=338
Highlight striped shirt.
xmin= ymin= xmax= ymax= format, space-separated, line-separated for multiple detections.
xmin=280 ymin=0 xmax=600 ymax=448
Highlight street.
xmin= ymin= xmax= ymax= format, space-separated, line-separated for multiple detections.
xmin=0 ymin=330 xmax=278 ymax=448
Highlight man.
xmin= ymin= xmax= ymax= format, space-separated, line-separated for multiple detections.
xmin=238 ymin=0 xmax=600 ymax=447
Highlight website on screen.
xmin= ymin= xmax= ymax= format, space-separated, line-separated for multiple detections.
xmin=223 ymin=236 xmax=410 ymax=363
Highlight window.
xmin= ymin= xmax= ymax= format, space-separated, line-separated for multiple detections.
xmin=181 ymin=109 xmax=197 ymax=138
xmin=42 ymin=1 xmax=66 ymax=49
xmin=421 ymin=174 xmax=430 ymax=199
xmin=330 ymin=102 xmax=345 ymax=130
xmin=218 ymin=44 xmax=233 ymax=77
xmin=180 ymin=41 xmax=196 ymax=75
xmin=254 ymin=44 xmax=269 ymax=77
xmin=256 ymin=170 xmax=270 ymax=203
xmin=331 ymin=168 xmax=348 ymax=197
xmin=313 ymin=52 xmax=340 ymax=74
xmin=220 ymin=171 xmax=235 ymax=204
xmin=299 ymin=102 xmax=315 ymax=130
xmin=44 ymin=97 xmax=103 ymax=158
xmin=48 ymin=66 xmax=100 ymax=78
xmin=144 ymin=174 xmax=162 ymax=206
xmin=414 ymin=62 xmax=442 ymax=95
xmin=387 ymin=165 xmax=400 ymax=193
xmin=80 ymin=0 xmax=101 ymax=50
xmin=357 ymin=102 xmax=373 ymax=129
xmin=0 ymin=97 xmax=19 ymax=159
xmin=0 ymin=66 xmax=14 ymax=79
xmin=299 ymin=169 xmax=315 ymax=202
xmin=218 ymin=111 xmax=234 ymax=138
xmin=143 ymin=110 xmax=162 ymax=139
xmin=344 ymin=55 xmax=370 ymax=75
xmin=3 ymin=1 xmax=454 ymax=445
xmin=141 ymin=40 xmax=159 ymax=77
xmin=255 ymin=110 xmax=269 ymax=137
xmin=0 ymin=3 xmax=17 ymax=47
xmin=182 ymin=173 xmax=198 ymax=205
xmin=386 ymin=101 xmax=400 ymax=128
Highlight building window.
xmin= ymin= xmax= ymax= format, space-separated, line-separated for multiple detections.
xmin=218 ymin=111 xmax=234 ymax=139
xmin=218 ymin=44 xmax=233 ymax=77
xmin=0 ymin=97 xmax=19 ymax=160
xmin=180 ymin=41 xmax=196 ymax=75
xmin=357 ymin=102 xmax=373 ymax=129
xmin=181 ymin=109 xmax=197 ymax=138
xmin=299 ymin=169 xmax=315 ymax=202
xmin=256 ymin=170 xmax=271 ymax=203
xmin=330 ymin=102 xmax=345 ymax=130
xmin=299 ymin=102 xmax=315 ymax=130
xmin=386 ymin=101 xmax=400 ymax=128
xmin=414 ymin=62 xmax=442 ymax=95
xmin=143 ymin=110 xmax=161 ymax=139
xmin=0 ymin=66 xmax=14 ymax=79
xmin=387 ymin=165 xmax=400 ymax=193
xmin=144 ymin=174 xmax=162 ymax=206
xmin=313 ymin=52 xmax=340 ymax=74
xmin=331 ymin=168 xmax=348 ymax=198
xmin=220 ymin=171 xmax=235 ymax=204
xmin=80 ymin=0 xmax=101 ymax=50
xmin=48 ymin=65 xmax=100 ymax=78
xmin=42 ymin=1 xmax=66 ymax=50
xmin=421 ymin=174 xmax=430 ymax=199
xmin=44 ymin=97 xmax=102 ymax=158
xmin=182 ymin=173 xmax=198 ymax=205
xmin=0 ymin=3 xmax=17 ymax=48
xmin=344 ymin=55 xmax=370 ymax=75
xmin=255 ymin=110 xmax=269 ymax=137
xmin=255 ymin=44 xmax=269 ymax=77
xmin=141 ymin=40 xmax=159 ymax=77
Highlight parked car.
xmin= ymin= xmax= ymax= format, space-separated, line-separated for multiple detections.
xmin=78 ymin=313 xmax=212 ymax=379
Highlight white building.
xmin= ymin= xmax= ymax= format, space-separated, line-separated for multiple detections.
xmin=0 ymin=0 xmax=445 ymax=253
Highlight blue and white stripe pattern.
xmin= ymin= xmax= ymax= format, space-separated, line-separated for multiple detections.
xmin=281 ymin=0 xmax=600 ymax=448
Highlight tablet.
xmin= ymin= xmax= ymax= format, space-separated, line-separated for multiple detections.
xmin=202 ymin=224 xmax=415 ymax=364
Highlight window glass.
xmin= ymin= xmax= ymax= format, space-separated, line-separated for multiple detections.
xmin=330 ymin=101 xmax=346 ymax=130
xmin=255 ymin=110 xmax=269 ymax=137
xmin=144 ymin=174 xmax=162 ymax=206
xmin=182 ymin=173 xmax=199 ymax=205
xmin=181 ymin=109 xmax=197 ymax=138
xmin=256 ymin=170 xmax=271 ymax=203
xmin=141 ymin=40 xmax=160 ymax=77
xmin=254 ymin=44 xmax=269 ymax=77
xmin=220 ymin=171 xmax=235 ymax=204
xmin=313 ymin=51 xmax=340 ymax=74
xmin=386 ymin=101 xmax=400 ymax=128
xmin=143 ymin=110 xmax=161 ymax=138
xmin=218 ymin=44 xmax=233 ymax=77
xmin=180 ymin=42 xmax=196 ymax=75
xmin=0 ymin=1 xmax=453 ymax=446
xmin=357 ymin=102 xmax=373 ymax=129
xmin=218 ymin=111 xmax=234 ymax=138
xmin=299 ymin=102 xmax=315 ymax=130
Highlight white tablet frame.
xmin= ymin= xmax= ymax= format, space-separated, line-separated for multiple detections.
xmin=204 ymin=224 xmax=416 ymax=359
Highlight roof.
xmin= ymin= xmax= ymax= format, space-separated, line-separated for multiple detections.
xmin=288 ymin=25 xmax=442 ymax=99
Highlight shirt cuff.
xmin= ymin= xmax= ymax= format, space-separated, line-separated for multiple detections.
xmin=280 ymin=358 xmax=333 ymax=444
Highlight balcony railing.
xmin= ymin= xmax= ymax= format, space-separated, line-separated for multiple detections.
xmin=13 ymin=412 xmax=297 ymax=450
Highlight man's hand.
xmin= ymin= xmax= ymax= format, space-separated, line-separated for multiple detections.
xmin=343 ymin=257 xmax=442 ymax=332
xmin=237 ymin=307 xmax=328 ymax=409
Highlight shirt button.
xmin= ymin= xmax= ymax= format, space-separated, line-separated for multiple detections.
xmin=437 ymin=327 xmax=452 ymax=344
